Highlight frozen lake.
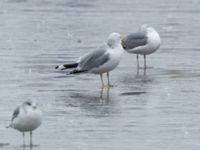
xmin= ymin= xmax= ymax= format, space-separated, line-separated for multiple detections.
xmin=0 ymin=0 xmax=200 ymax=149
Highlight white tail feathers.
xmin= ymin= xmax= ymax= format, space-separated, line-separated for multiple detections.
xmin=55 ymin=65 xmax=65 ymax=70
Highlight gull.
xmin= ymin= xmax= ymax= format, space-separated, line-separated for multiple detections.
xmin=122 ymin=24 xmax=161 ymax=73
xmin=7 ymin=101 xmax=42 ymax=146
xmin=56 ymin=32 xmax=124 ymax=87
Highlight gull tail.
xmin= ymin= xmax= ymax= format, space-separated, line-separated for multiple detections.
xmin=55 ymin=63 xmax=78 ymax=70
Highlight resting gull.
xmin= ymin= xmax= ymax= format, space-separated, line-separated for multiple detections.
xmin=7 ymin=101 xmax=42 ymax=146
xmin=122 ymin=24 xmax=161 ymax=73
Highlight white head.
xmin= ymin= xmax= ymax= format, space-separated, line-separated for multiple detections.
xmin=23 ymin=100 xmax=38 ymax=110
xmin=107 ymin=32 xmax=122 ymax=49
xmin=140 ymin=24 xmax=149 ymax=31
xmin=140 ymin=24 xmax=156 ymax=32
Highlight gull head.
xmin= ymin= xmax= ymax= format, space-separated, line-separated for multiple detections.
xmin=23 ymin=100 xmax=38 ymax=110
xmin=140 ymin=24 xmax=156 ymax=33
xmin=107 ymin=32 xmax=122 ymax=49
xmin=140 ymin=24 xmax=149 ymax=31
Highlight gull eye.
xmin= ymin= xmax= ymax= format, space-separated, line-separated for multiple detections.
xmin=26 ymin=101 xmax=31 ymax=106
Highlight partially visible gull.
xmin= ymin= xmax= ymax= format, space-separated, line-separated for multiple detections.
xmin=56 ymin=32 xmax=124 ymax=87
xmin=122 ymin=24 xmax=161 ymax=72
xmin=7 ymin=100 xmax=42 ymax=146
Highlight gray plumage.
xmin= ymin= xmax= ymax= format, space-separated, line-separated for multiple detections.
xmin=78 ymin=47 xmax=110 ymax=71
xmin=122 ymin=32 xmax=148 ymax=50
xmin=11 ymin=107 xmax=20 ymax=122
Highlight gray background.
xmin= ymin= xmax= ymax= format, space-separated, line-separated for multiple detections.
xmin=0 ymin=0 xmax=200 ymax=149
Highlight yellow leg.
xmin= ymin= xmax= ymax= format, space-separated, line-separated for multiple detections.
xmin=144 ymin=55 xmax=147 ymax=75
xmin=106 ymin=72 xmax=113 ymax=87
xmin=30 ymin=131 xmax=32 ymax=146
xmin=22 ymin=132 xmax=25 ymax=146
xmin=100 ymin=74 xmax=104 ymax=88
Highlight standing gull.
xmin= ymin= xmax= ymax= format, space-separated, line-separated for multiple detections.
xmin=8 ymin=101 xmax=42 ymax=146
xmin=122 ymin=24 xmax=161 ymax=73
xmin=56 ymin=32 xmax=124 ymax=87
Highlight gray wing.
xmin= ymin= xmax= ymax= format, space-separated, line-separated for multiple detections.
xmin=78 ymin=47 xmax=109 ymax=71
xmin=122 ymin=32 xmax=147 ymax=50
xmin=11 ymin=107 xmax=20 ymax=122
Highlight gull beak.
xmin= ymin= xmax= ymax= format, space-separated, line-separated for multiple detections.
xmin=120 ymin=35 xmax=124 ymax=40
xmin=120 ymin=36 xmax=125 ymax=45
xmin=120 ymin=36 xmax=127 ymax=49
xmin=32 ymin=105 xmax=37 ymax=109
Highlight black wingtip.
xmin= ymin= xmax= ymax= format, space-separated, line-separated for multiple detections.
xmin=68 ymin=70 xmax=87 ymax=75
xmin=55 ymin=66 xmax=59 ymax=69
xmin=61 ymin=68 xmax=67 ymax=71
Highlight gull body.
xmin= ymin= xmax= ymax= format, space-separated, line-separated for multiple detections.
xmin=9 ymin=101 xmax=42 ymax=146
xmin=122 ymin=25 xmax=161 ymax=73
xmin=56 ymin=32 xmax=124 ymax=87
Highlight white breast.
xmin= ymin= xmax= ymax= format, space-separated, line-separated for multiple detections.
xmin=91 ymin=45 xmax=123 ymax=74
xmin=145 ymin=29 xmax=161 ymax=54
xmin=13 ymin=109 xmax=42 ymax=132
